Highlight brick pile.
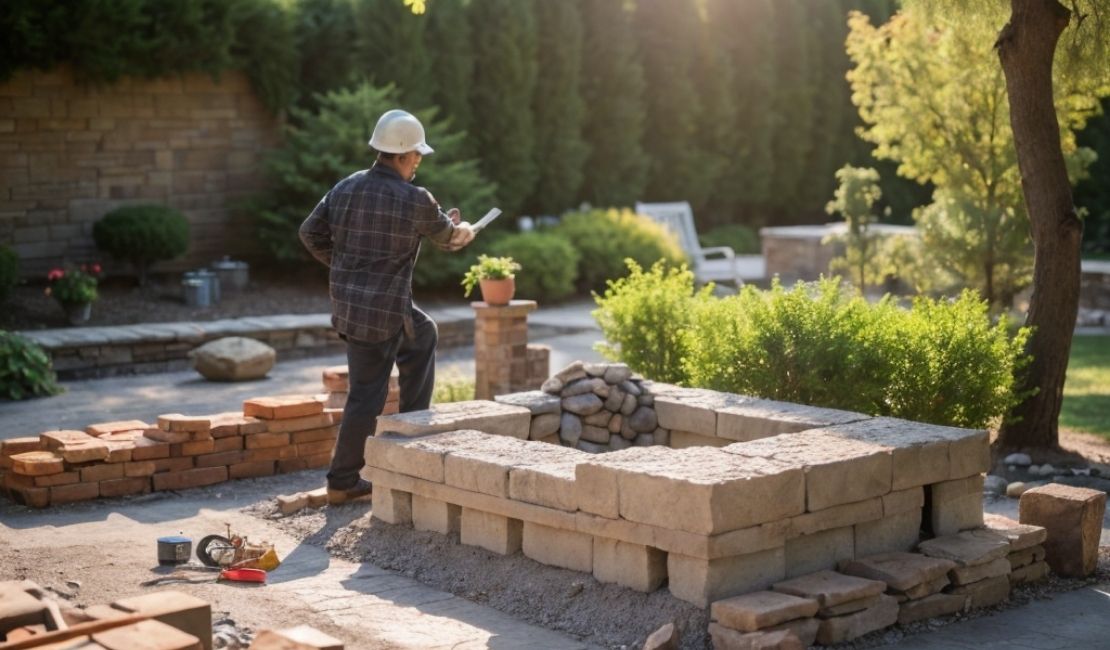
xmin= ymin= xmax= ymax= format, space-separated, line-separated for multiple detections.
xmin=318 ymin=365 xmax=399 ymax=414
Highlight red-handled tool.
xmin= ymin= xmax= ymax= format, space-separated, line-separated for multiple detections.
xmin=218 ymin=568 xmax=267 ymax=583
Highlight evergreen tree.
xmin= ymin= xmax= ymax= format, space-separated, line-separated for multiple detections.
xmin=767 ymin=0 xmax=818 ymax=221
xmin=351 ymin=0 xmax=434 ymax=108
xmin=692 ymin=0 xmax=738 ymax=226
xmin=529 ymin=0 xmax=588 ymax=214
xmin=292 ymin=0 xmax=356 ymax=109
xmin=635 ymin=0 xmax=715 ymax=207
xmin=1075 ymin=99 xmax=1110 ymax=253
xmin=425 ymin=0 xmax=474 ymax=140
xmin=469 ymin=0 xmax=538 ymax=216
xmin=578 ymin=0 xmax=648 ymax=208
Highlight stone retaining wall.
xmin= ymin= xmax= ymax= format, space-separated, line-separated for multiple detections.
xmin=366 ymin=364 xmax=992 ymax=608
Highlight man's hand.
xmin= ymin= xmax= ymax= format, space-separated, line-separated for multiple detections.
xmin=446 ymin=207 xmax=462 ymax=225
xmin=445 ymin=222 xmax=476 ymax=251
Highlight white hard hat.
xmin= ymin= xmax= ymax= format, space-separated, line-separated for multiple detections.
xmin=369 ymin=109 xmax=434 ymax=155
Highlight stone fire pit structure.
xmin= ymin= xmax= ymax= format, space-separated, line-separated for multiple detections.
xmin=365 ymin=363 xmax=991 ymax=608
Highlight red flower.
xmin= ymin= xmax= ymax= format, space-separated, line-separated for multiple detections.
xmin=47 ymin=268 xmax=64 ymax=281
xmin=91 ymin=263 xmax=102 ymax=274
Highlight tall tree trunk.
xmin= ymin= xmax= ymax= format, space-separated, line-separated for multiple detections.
xmin=995 ymin=0 xmax=1082 ymax=451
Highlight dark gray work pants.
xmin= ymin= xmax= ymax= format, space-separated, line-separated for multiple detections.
xmin=327 ymin=307 xmax=437 ymax=490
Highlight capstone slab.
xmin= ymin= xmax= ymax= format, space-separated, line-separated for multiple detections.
xmin=772 ymin=570 xmax=886 ymax=609
xmin=376 ymin=400 xmax=531 ymax=439
xmin=918 ymin=530 xmax=1011 ymax=567
xmin=716 ymin=399 xmax=868 ymax=442
xmin=710 ymin=590 xmax=819 ymax=632
xmin=838 ymin=552 xmax=956 ymax=592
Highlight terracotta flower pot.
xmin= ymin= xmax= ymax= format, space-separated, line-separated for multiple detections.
xmin=479 ymin=278 xmax=515 ymax=306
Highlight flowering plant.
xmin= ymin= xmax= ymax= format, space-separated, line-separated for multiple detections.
xmin=45 ymin=264 xmax=100 ymax=305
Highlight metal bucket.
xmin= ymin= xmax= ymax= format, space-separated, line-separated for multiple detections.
xmin=182 ymin=278 xmax=210 ymax=308
xmin=157 ymin=535 xmax=192 ymax=566
xmin=184 ymin=270 xmax=220 ymax=304
xmin=211 ymin=257 xmax=249 ymax=292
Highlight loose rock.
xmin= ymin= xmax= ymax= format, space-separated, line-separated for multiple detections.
xmin=563 ymin=393 xmax=604 ymax=416
xmin=190 ymin=337 xmax=275 ymax=382
xmin=1003 ymin=453 xmax=1032 ymax=466
xmin=603 ymin=364 xmax=632 ymax=385
xmin=628 ymin=406 xmax=658 ymax=433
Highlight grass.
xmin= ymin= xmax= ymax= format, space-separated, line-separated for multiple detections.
xmin=1061 ymin=334 xmax=1110 ymax=437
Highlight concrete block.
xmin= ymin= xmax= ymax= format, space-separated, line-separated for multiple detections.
xmin=815 ymin=594 xmax=898 ymax=645
xmin=946 ymin=574 xmax=1010 ymax=609
xmin=930 ymin=492 xmax=984 ymax=537
xmin=1019 ymin=483 xmax=1106 ymax=577
xmin=460 ymin=508 xmax=522 ymax=555
xmin=716 ymin=399 xmax=867 ymax=442
xmin=592 ymin=537 xmax=667 ymax=592
xmin=372 ymin=488 xmax=412 ymax=526
xmin=821 ymin=417 xmax=968 ymax=489
xmin=648 ymin=384 xmax=749 ymax=436
xmin=443 ymin=435 xmax=582 ymax=498
xmin=723 ymin=432 xmax=890 ymax=512
xmin=574 ymin=447 xmax=674 ymax=519
xmin=509 ymin=461 xmax=578 ymax=512
xmin=710 ymin=590 xmax=819 ymax=632
xmin=668 ymin=430 xmax=730 ymax=449
xmin=376 ymin=400 xmax=531 ymax=439
xmin=853 ymin=509 xmax=922 ymax=558
xmin=522 ymin=521 xmax=593 ymax=572
xmin=668 ymin=547 xmax=786 ymax=607
xmin=412 ymin=494 xmax=461 ymax=535
xmin=365 ymin=430 xmax=492 ymax=483
xmin=784 ymin=527 xmax=854 ymax=578
xmin=112 ymin=590 xmax=212 ymax=650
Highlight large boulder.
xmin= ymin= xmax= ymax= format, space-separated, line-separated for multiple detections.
xmin=190 ymin=337 xmax=275 ymax=381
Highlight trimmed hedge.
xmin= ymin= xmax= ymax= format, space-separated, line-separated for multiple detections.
xmin=488 ymin=231 xmax=579 ymax=302
xmin=93 ymin=205 xmax=190 ymax=284
xmin=555 ymin=208 xmax=686 ymax=293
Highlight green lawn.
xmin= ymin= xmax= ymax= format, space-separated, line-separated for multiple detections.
xmin=1061 ymin=334 xmax=1110 ymax=437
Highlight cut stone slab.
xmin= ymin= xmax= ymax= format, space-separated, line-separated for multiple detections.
xmin=818 ymin=593 xmax=881 ymax=618
xmin=412 ymin=494 xmax=461 ymax=535
xmin=509 ymin=461 xmax=579 ymax=512
xmin=376 ymin=401 xmax=531 ymax=439
xmin=190 ymin=336 xmax=275 ymax=381
xmin=784 ymin=526 xmax=853 ymax=579
xmin=723 ymin=432 xmax=891 ymax=511
xmin=521 ymin=521 xmax=592 ymax=572
xmin=815 ymin=594 xmax=899 ymax=645
xmin=930 ymin=491 xmax=985 ymax=537
xmin=772 ymin=570 xmax=886 ymax=609
xmin=710 ymin=591 xmax=819 ymax=632
xmin=764 ymin=617 xmax=818 ymax=647
xmin=838 ymin=552 xmax=956 ymax=592
xmin=460 ymin=507 xmax=522 ymax=556
xmin=983 ymin=513 xmax=1047 ymax=551
xmin=716 ymin=399 xmax=868 ymax=442
xmin=950 ymin=557 xmax=1011 ymax=586
xmin=648 ymin=383 xmax=751 ymax=437
xmin=1008 ymin=545 xmax=1046 ymax=570
xmin=918 ymin=530 xmax=1011 ymax=567
xmin=669 ymin=547 xmax=786 ymax=607
xmin=443 ymin=436 xmax=583 ymax=498
xmin=365 ymin=430 xmax=495 ymax=483
xmin=946 ymin=573 xmax=1010 ymax=609
xmin=1019 ymin=483 xmax=1106 ymax=577
xmin=897 ymin=592 xmax=967 ymax=624
xmin=708 ymin=624 xmax=804 ymax=650
xmin=1010 ymin=560 xmax=1049 ymax=585
xmin=574 ymin=446 xmax=679 ymax=519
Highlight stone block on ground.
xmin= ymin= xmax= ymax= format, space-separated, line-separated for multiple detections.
xmin=715 ymin=399 xmax=867 ymax=442
xmin=763 ymin=617 xmax=818 ymax=647
xmin=460 ymin=508 xmax=522 ymax=556
xmin=1007 ymin=545 xmax=1046 ymax=570
xmin=521 ymin=521 xmax=592 ymax=572
xmin=1019 ymin=483 xmax=1107 ymax=577
xmin=950 ymin=557 xmax=1011 ymax=586
xmin=1010 ymin=560 xmax=1049 ymax=585
xmin=412 ymin=494 xmax=461 ymax=535
xmin=710 ymin=590 xmax=819 ymax=633
xmin=668 ymin=547 xmax=786 ymax=607
xmin=772 ymin=570 xmax=886 ymax=609
xmin=983 ymin=513 xmax=1047 ymax=551
xmin=930 ymin=477 xmax=985 ymax=536
xmin=817 ymin=593 xmax=882 ymax=618
xmin=111 ymin=589 xmax=212 ymax=650
xmin=92 ymin=619 xmax=203 ymax=650
xmin=783 ymin=526 xmax=853 ymax=578
xmin=945 ymin=574 xmax=1010 ymax=609
xmin=376 ymin=401 xmax=531 ymax=439
xmin=494 ymin=390 xmax=561 ymax=415
xmin=722 ymin=432 xmax=891 ymax=511
xmin=897 ymin=592 xmax=967 ymax=624
xmin=838 ymin=552 xmax=956 ymax=592
xmin=592 ymin=538 xmax=667 ymax=593
xmin=573 ymin=447 xmax=675 ymax=519
xmin=190 ymin=336 xmax=275 ymax=381
xmin=277 ymin=493 xmax=309 ymax=515
xmin=815 ymin=594 xmax=899 ymax=645
xmin=372 ymin=488 xmax=412 ymax=526
xmin=708 ymin=624 xmax=803 ymax=650
xmin=917 ymin=530 xmax=1010 ymax=567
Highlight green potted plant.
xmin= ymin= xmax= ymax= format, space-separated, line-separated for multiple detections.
xmin=45 ymin=263 xmax=100 ymax=325
xmin=462 ymin=255 xmax=521 ymax=306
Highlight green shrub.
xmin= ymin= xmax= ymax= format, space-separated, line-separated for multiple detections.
xmin=595 ymin=274 xmax=1031 ymax=429
xmin=0 ymin=246 xmax=18 ymax=303
xmin=699 ymin=224 xmax=760 ymax=255
xmin=93 ymin=205 xmax=189 ymax=285
xmin=593 ymin=261 xmax=713 ymax=385
xmin=433 ymin=368 xmax=475 ymax=404
xmin=488 ymin=232 xmax=579 ymax=301
xmin=555 ymin=208 xmax=686 ymax=292
xmin=256 ymin=81 xmax=496 ymax=265
xmin=0 ymin=331 xmax=62 ymax=400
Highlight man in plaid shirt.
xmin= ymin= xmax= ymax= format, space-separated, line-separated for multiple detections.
xmin=300 ymin=109 xmax=475 ymax=503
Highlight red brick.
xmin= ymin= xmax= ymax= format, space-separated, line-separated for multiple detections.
xmin=1 ymin=437 xmax=42 ymax=456
xmin=5 ymin=472 xmax=36 ymax=489
xmin=13 ymin=487 xmax=50 ymax=508
xmin=103 ymin=440 xmax=134 ymax=463
xmin=244 ymin=432 xmax=290 ymax=449
xmin=245 ymin=447 xmax=296 ymax=462
xmin=152 ymin=466 xmax=228 ymax=491
xmin=209 ymin=412 xmax=246 ymax=437
xmin=124 ymin=461 xmax=157 ymax=477
xmin=194 ymin=451 xmax=247 ymax=468
xmin=86 ymin=420 xmax=149 ymax=437
xmin=302 ymin=452 xmax=331 ymax=469
xmin=228 ymin=460 xmax=275 ymax=479
xmin=153 ymin=457 xmax=195 ymax=473
xmin=33 ymin=471 xmax=79 ymax=487
xmin=143 ymin=428 xmax=191 ymax=444
xmin=291 ymin=426 xmax=339 ymax=444
xmin=261 ymin=413 xmax=333 ymax=433
xmin=276 ymin=458 xmax=310 ymax=474
xmin=172 ymin=439 xmax=215 ymax=456
xmin=213 ymin=436 xmax=243 ymax=453
xmin=238 ymin=417 xmax=266 ymax=435
xmin=243 ymin=396 xmax=323 ymax=420
xmin=132 ymin=438 xmax=171 ymax=460
xmin=51 ymin=481 xmax=99 ymax=504
xmin=59 ymin=439 xmax=110 ymax=464
xmin=80 ymin=462 xmax=124 ymax=483
xmin=40 ymin=429 xmax=95 ymax=450
xmin=296 ymin=440 xmax=334 ymax=457
xmin=156 ymin=414 xmax=212 ymax=435
xmin=10 ymin=451 xmax=64 ymax=476
xmin=99 ymin=477 xmax=151 ymax=498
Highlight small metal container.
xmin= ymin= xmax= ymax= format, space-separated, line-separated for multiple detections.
xmin=183 ymin=270 xmax=220 ymax=305
xmin=157 ymin=535 xmax=192 ymax=566
xmin=211 ymin=257 xmax=250 ymax=292
xmin=182 ymin=278 xmax=210 ymax=308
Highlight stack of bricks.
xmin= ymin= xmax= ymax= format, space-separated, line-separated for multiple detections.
xmin=918 ymin=530 xmax=1015 ymax=609
xmin=0 ymin=395 xmax=340 ymax=508
xmin=839 ymin=552 xmax=963 ymax=624
xmin=771 ymin=571 xmax=897 ymax=645
xmin=473 ymin=300 xmax=550 ymax=400
xmin=318 ymin=365 xmax=399 ymax=415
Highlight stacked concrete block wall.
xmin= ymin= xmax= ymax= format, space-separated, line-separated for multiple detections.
xmin=366 ymin=375 xmax=1000 ymax=608
xmin=0 ymin=67 xmax=281 ymax=277
xmin=0 ymin=367 xmax=391 ymax=508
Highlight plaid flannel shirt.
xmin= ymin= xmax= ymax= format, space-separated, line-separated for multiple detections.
xmin=299 ymin=164 xmax=457 ymax=343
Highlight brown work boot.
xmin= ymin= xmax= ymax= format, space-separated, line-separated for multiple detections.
xmin=327 ymin=479 xmax=373 ymax=505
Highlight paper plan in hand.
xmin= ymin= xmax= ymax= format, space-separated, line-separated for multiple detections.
xmin=472 ymin=208 xmax=502 ymax=233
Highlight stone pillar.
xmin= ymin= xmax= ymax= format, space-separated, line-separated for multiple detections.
xmin=472 ymin=300 xmax=537 ymax=400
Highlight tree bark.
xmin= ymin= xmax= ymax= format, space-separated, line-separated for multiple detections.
xmin=995 ymin=0 xmax=1082 ymax=451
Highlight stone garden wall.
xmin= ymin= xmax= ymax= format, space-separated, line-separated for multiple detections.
xmin=0 ymin=67 xmax=280 ymax=277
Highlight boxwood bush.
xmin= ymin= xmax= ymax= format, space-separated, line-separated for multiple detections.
xmin=594 ymin=269 xmax=1031 ymax=429
xmin=0 ymin=331 xmax=62 ymax=400
xmin=93 ymin=204 xmax=190 ymax=285
xmin=488 ymin=231 xmax=580 ymax=301
xmin=555 ymin=208 xmax=686 ymax=293
xmin=0 ymin=246 xmax=18 ymax=303
xmin=700 ymin=224 xmax=761 ymax=255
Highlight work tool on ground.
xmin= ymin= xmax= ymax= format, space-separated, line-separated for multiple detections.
xmin=195 ymin=523 xmax=281 ymax=571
